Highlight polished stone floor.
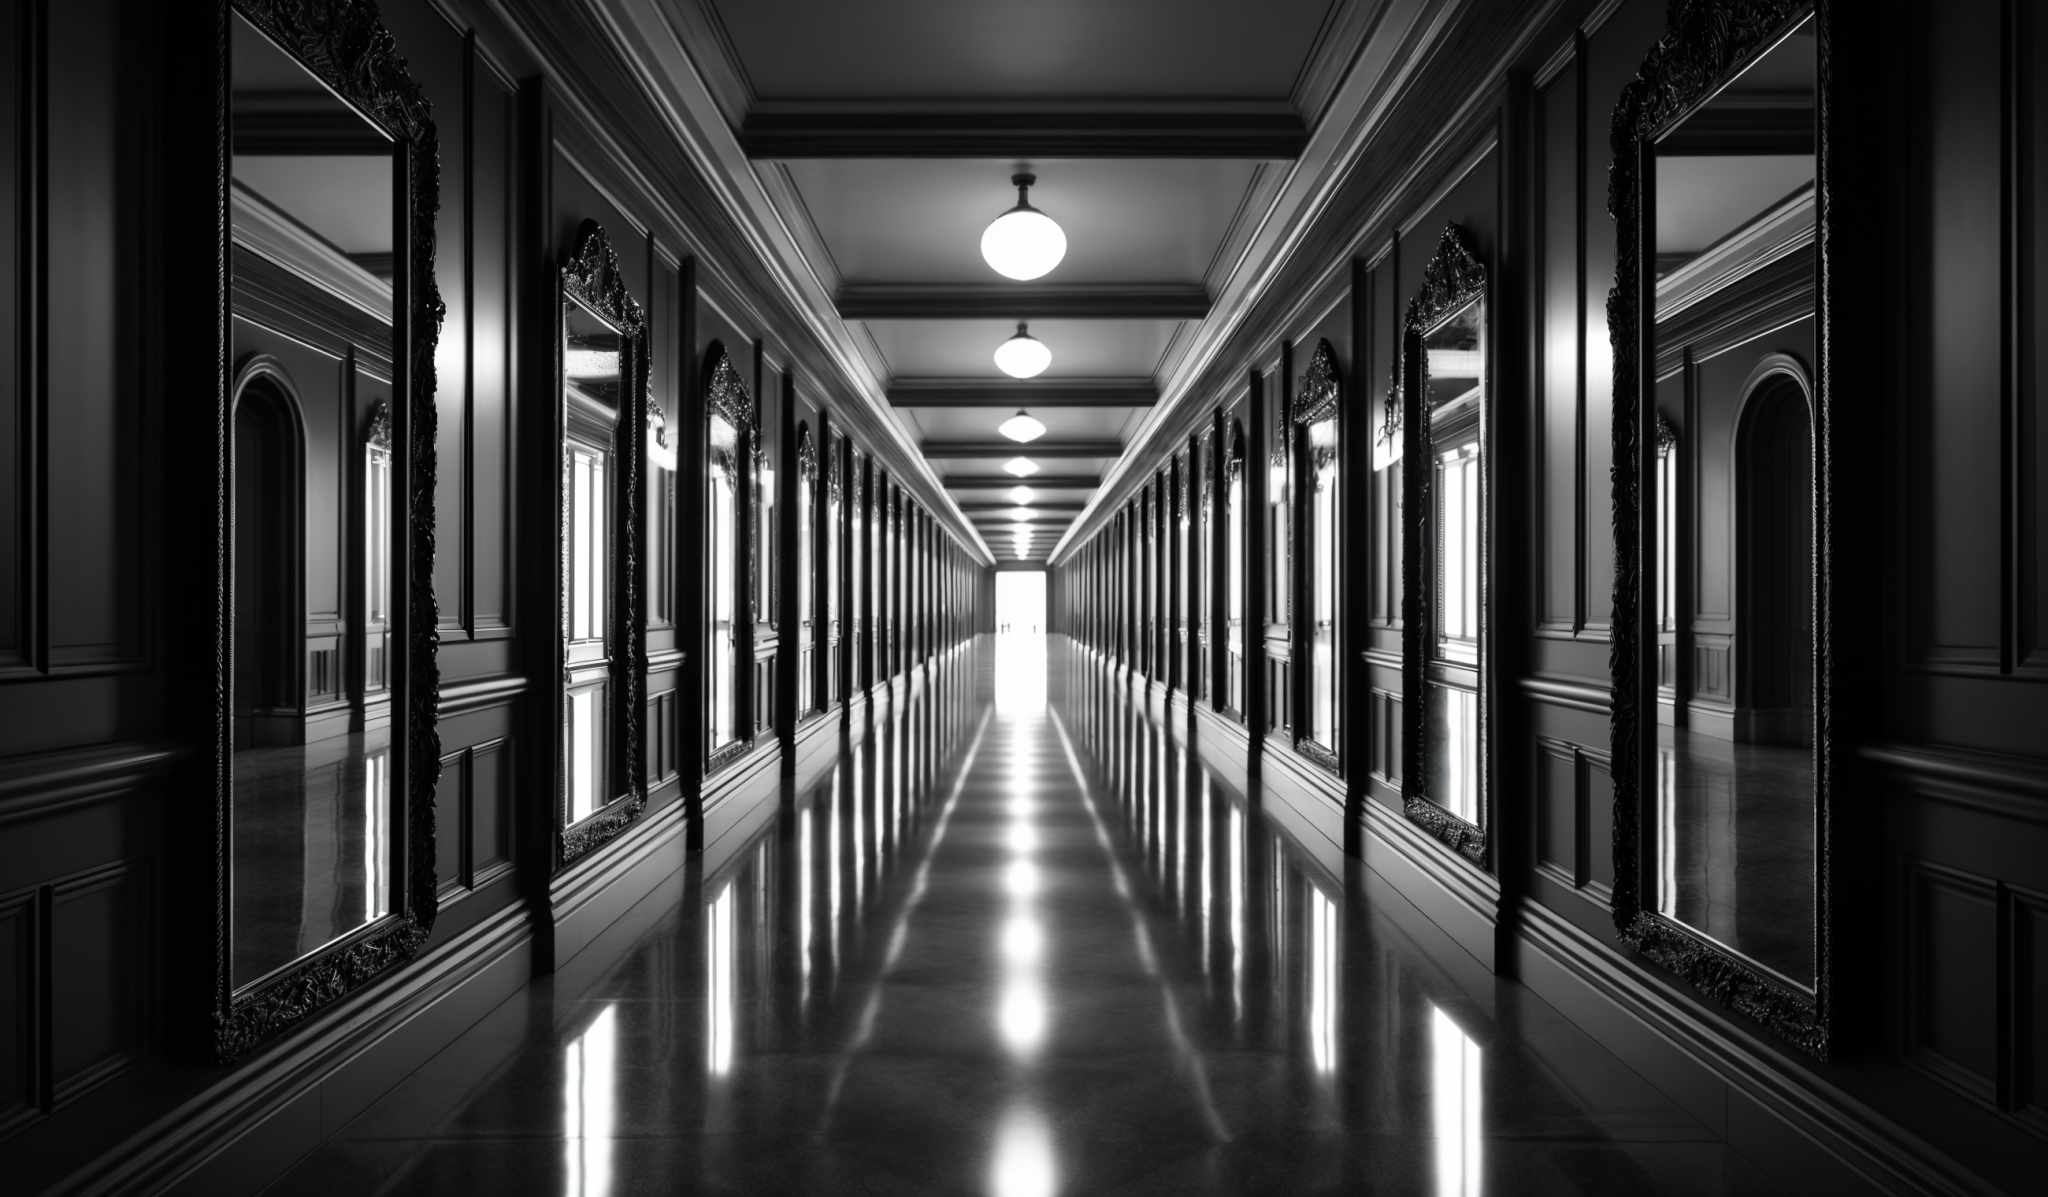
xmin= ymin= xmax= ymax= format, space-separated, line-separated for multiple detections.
xmin=269 ymin=638 xmax=1853 ymax=1195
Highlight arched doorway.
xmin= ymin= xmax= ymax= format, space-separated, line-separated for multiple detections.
xmin=232 ymin=371 xmax=306 ymax=749
xmin=1734 ymin=369 xmax=1813 ymax=748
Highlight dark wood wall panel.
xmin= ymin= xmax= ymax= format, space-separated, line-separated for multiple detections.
xmin=1533 ymin=49 xmax=1582 ymax=639
xmin=1913 ymin=0 xmax=2005 ymax=673
xmin=0 ymin=0 xmax=25 ymax=674
xmin=0 ymin=887 xmax=33 ymax=1135
xmin=1903 ymin=860 xmax=2001 ymax=1101
xmin=43 ymin=0 xmax=143 ymax=673
xmin=469 ymin=53 xmax=517 ymax=639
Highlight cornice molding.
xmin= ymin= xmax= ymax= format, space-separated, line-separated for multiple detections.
xmin=1055 ymin=0 xmax=1572 ymax=562
xmin=230 ymin=180 xmax=393 ymax=320
xmin=487 ymin=0 xmax=996 ymax=562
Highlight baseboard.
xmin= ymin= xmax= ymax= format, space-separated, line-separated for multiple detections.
xmin=1190 ymin=701 xmax=1252 ymax=781
xmin=1512 ymin=898 xmax=1997 ymax=1197
xmin=545 ymin=794 xmax=688 ymax=970
xmin=1354 ymin=793 xmax=1500 ymax=971
xmin=60 ymin=903 xmax=532 ymax=1197
xmin=1257 ymin=742 xmax=1347 ymax=880
xmin=700 ymin=740 xmax=785 ymax=869
xmin=789 ymin=709 xmax=839 ymax=778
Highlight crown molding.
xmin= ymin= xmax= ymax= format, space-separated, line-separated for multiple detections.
xmin=493 ymin=0 xmax=997 ymax=562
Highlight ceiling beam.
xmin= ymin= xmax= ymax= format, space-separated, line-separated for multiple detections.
xmin=957 ymin=503 xmax=1087 ymax=514
xmin=739 ymin=110 xmax=1308 ymax=159
xmin=888 ymin=378 xmax=1157 ymax=409
xmin=839 ymin=285 xmax=1210 ymax=321
xmin=923 ymin=440 xmax=1121 ymax=459
xmin=945 ymin=474 xmax=1099 ymax=489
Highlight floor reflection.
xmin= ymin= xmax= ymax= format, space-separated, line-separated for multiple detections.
xmin=231 ymin=728 xmax=392 ymax=987
xmin=278 ymin=639 xmax=1816 ymax=1196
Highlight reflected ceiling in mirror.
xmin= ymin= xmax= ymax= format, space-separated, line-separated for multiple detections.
xmin=1646 ymin=14 xmax=1817 ymax=990
xmin=229 ymin=12 xmax=400 ymax=991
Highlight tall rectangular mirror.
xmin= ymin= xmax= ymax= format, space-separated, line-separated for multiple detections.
xmin=557 ymin=221 xmax=646 ymax=863
xmin=220 ymin=0 xmax=440 ymax=1060
xmin=1612 ymin=1 xmax=1829 ymax=1056
xmin=1401 ymin=225 xmax=1489 ymax=863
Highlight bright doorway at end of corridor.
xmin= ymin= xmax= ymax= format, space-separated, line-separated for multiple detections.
xmin=995 ymin=570 xmax=1048 ymax=714
xmin=997 ymin=570 xmax=1047 ymax=637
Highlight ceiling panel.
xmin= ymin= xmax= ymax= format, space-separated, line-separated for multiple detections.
xmin=785 ymin=159 xmax=1261 ymax=285
xmin=902 ymin=404 xmax=1145 ymax=444
xmin=705 ymin=0 xmax=1335 ymax=100
xmin=865 ymin=317 xmax=1181 ymax=378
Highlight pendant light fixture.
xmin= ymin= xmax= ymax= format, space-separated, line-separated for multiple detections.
xmin=994 ymin=323 xmax=1051 ymax=380
xmin=1004 ymin=457 xmax=1039 ymax=478
xmin=1008 ymin=485 xmax=1034 ymax=505
xmin=980 ymin=172 xmax=1066 ymax=281
xmin=998 ymin=408 xmax=1047 ymax=443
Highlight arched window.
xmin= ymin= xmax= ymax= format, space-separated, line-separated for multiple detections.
xmin=1296 ymin=339 xmax=1342 ymax=762
xmin=230 ymin=366 xmax=308 ymax=749
xmin=704 ymin=343 xmax=755 ymax=768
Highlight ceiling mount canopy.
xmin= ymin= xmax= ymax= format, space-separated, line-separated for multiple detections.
xmin=994 ymin=322 xmax=1052 ymax=379
xmin=980 ymin=172 xmax=1067 ymax=282
xmin=998 ymin=408 xmax=1047 ymax=443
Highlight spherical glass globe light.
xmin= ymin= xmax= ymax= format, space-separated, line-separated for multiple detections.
xmin=994 ymin=324 xmax=1051 ymax=380
xmin=980 ymin=174 xmax=1066 ymax=281
xmin=1003 ymin=457 xmax=1039 ymax=478
xmin=998 ymin=409 xmax=1047 ymax=443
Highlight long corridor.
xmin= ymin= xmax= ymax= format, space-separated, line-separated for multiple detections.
xmin=270 ymin=640 xmax=1820 ymax=1196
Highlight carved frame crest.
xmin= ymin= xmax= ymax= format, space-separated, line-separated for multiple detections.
xmin=213 ymin=0 xmax=445 ymax=1062
xmin=1607 ymin=0 xmax=1830 ymax=1059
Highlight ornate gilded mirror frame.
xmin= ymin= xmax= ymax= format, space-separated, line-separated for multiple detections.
xmin=556 ymin=220 xmax=647 ymax=866
xmin=1294 ymin=340 xmax=1343 ymax=774
xmin=1608 ymin=0 xmax=1833 ymax=1058
xmin=1400 ymin=224 xmax=1490 ymax=864
xmin=211 ymin=0 xmax=444 ymax=1062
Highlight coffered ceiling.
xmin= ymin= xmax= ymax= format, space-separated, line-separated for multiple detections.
xmin=581 ymin=0 xmax=1453 ymax=563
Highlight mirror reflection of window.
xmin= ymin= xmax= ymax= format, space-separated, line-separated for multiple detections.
xmin=562 ymin=297 xmax=621 ymax=825
xmin=1309 ymin=416 xmax=1339 ymax=750
xmin=797 ymin=427 xmax=816 ymax=714
xmin=1423 ymin=299 xmax=1485 ymax=826
xmin=709 ymin=415 xmax=740 ymax=754
xmin=825 ymin=435 xmax=843 ymax=702
xmin=1649 ymin=15 xmax=1817 ymax=988
xmin=228 ymin=12 xmax=397 ymax=989
xmin=1226 ymin=425 xmax=1247 ymax=716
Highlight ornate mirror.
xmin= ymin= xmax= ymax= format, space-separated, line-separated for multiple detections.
xmin=1610 ymin=1 xmax=1828 ymax=1055
xmin=1401 ymin=225 xmax=1490 ymax=863
xmin=556 ymin=221 xmax=646 ymax=864
xmin=704 ymin=344 xmax=756 ymax=772
xmin=218 ymin=0 xmax=441 ymax=1060
xmin=1296 ymin=341 xmax=1342 ymax=770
